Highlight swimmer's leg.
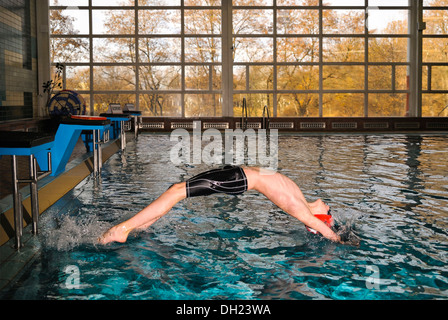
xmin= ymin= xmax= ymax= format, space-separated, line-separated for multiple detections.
xmin=99 ymin=182 xmax=186 ymax=244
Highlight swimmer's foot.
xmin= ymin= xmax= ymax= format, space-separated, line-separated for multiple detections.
xmin=98 ymin=224 xmax=130 ymax=244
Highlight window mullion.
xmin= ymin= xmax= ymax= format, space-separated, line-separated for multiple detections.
xmin=273 ymin=0 xmax=277 ymax=118
xmin=89 ymin=0 xmax=94 ymax=115
xmin=135 ymin=0 xmax=140 ymax=112
xmin=319 ymin=0 xmax=323 ymax=117
xmin=222 ymin=0 xmax=233 ymax=117
xmin=364 ymin=0 xmax=369 ymax=117
xmin=181 ymin=0 xmax=186 ymax=118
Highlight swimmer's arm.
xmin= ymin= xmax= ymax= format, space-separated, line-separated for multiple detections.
xmin=243 ymin=169 xmax=342 ymax=243
xmin=283 ymin=199 xmax=340 ymax=242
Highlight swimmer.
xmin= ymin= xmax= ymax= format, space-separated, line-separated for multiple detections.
xmin=99 ymin=166 xmax=355 ymax=245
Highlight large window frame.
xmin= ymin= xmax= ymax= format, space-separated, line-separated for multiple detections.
xmin=50 ymin=0 xmax=224 ymax=117
xmin=49 ymin=0 xmax=447 ymax=118
xmin=230 ymin=1 xmax=417 ymax=118
xmin=421 ymin=0 xmax=448 ymax=117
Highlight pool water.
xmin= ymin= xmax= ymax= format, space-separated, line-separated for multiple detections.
xmin=1 ymin=134 xmax=447 ymax=300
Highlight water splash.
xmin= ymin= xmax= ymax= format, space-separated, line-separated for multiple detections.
xmin=40 ymin=211 xmax=111 ymax=251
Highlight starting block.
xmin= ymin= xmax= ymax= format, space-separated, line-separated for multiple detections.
xmin=35 ymin=115 xmax=111 ymax=177
xmin=1 ymin=116 xmax=111 ymax=249
xmin=123 ymin=103 xmax=142 ymax=138
xmin=0 ymin=131 xmax=54 ymax=248
xmin=100 ymin=104 xmax=132 ymax=150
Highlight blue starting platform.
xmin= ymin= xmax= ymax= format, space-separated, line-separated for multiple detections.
xmin=100 ymin=103 xmax=133 ymax=150
xmin=0 ymin=131 xmax=54 ymax=249
xmin=123 ymin=103 xmax=142 ymax=139
xmin=0 ymin=115 xmax=112 ymax=249
xmin=35 ymin=115 xmax=111 ymax=177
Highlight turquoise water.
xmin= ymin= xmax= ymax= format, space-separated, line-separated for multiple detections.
xmin=1 ymin=134 xmax=447 ymax=299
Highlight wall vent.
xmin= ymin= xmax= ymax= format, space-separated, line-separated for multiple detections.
xmin=364 ymin=122 xmax=389 ymax=129
xmin=300 ymin=122 xmax=326 ymax=129
xmin=332 ymin=122 xmax=358 ymax=129
xmin=140 ymin=122 xmax=165 ymax=129
xmin=395 ymin=122 xmax=420 ymax=129
xmin=170 ymin=122 xmax=198 ymax=129
xmin=203 ymin=122 xmax=229 ymax=129
xmin=235 ymin=122 xmax=262 ymax=129
xmin=426 ymin=122 xmax=448 ymax=129
xmin=269 ymin=122 xmax=294 ymax=129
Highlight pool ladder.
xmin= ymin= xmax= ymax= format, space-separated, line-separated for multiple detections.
xmin=240 ymin=99 xmax=270 ymax=130
xmin=241 ymin=98 xmax=248 ymax=130
xmin=438 ymin=104 xmax=448 ymax=116
xmin=262 ymin=105 xmax=270 ymax=130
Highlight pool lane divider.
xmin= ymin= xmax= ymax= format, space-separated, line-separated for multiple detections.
xmin=0 ymin=139 xmax=120 ymax=247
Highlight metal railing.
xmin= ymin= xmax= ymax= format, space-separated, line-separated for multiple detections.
xmin=262 ymin=105 xmax=270 ymax=130
xmin=241 ymin=97 xmax=248 ymax=130
xmin=12 ymin=152 xmax=52 ymax=248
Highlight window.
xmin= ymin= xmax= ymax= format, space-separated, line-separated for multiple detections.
xmin=49 ymin=1 xmax=447 ymax=118
xmin=422 ymin=0 xmax=448 ymax=117
xmin=232 ymin=1 xmax=413 ymax=117
xmin=50 ymin=0 xmax=222 ymax=116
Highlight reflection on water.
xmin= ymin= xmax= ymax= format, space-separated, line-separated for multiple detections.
xmin=1 ymin=134 xmax=447 ymax=300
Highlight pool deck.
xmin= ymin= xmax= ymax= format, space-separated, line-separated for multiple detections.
xmin=0 ymin=136 xmax=121 ymax=292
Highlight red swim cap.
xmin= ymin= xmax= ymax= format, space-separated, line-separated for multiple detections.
xmin=306 ymin=214 xmax=334 ymax=234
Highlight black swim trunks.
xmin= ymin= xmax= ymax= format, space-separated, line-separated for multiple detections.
xmin=186 ymin=165 xmax=248 ymax=198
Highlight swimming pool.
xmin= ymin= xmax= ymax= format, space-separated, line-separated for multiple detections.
xmin=1 ymin=133 xmax=447 ymax=300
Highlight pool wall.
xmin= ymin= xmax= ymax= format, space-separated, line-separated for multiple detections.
xmin=138 ymin=117 xmax=448 ymax=132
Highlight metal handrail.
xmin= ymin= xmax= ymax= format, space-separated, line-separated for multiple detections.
xmin=241 ymin=98 xmax=248 ymax=130
xmin=262 ymin=105 xmax=270 ymax=130
xmin=438 ymin=104 xmax=448 ymax=116
xmin=12 ymin=151 xmax=52 ymax=248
